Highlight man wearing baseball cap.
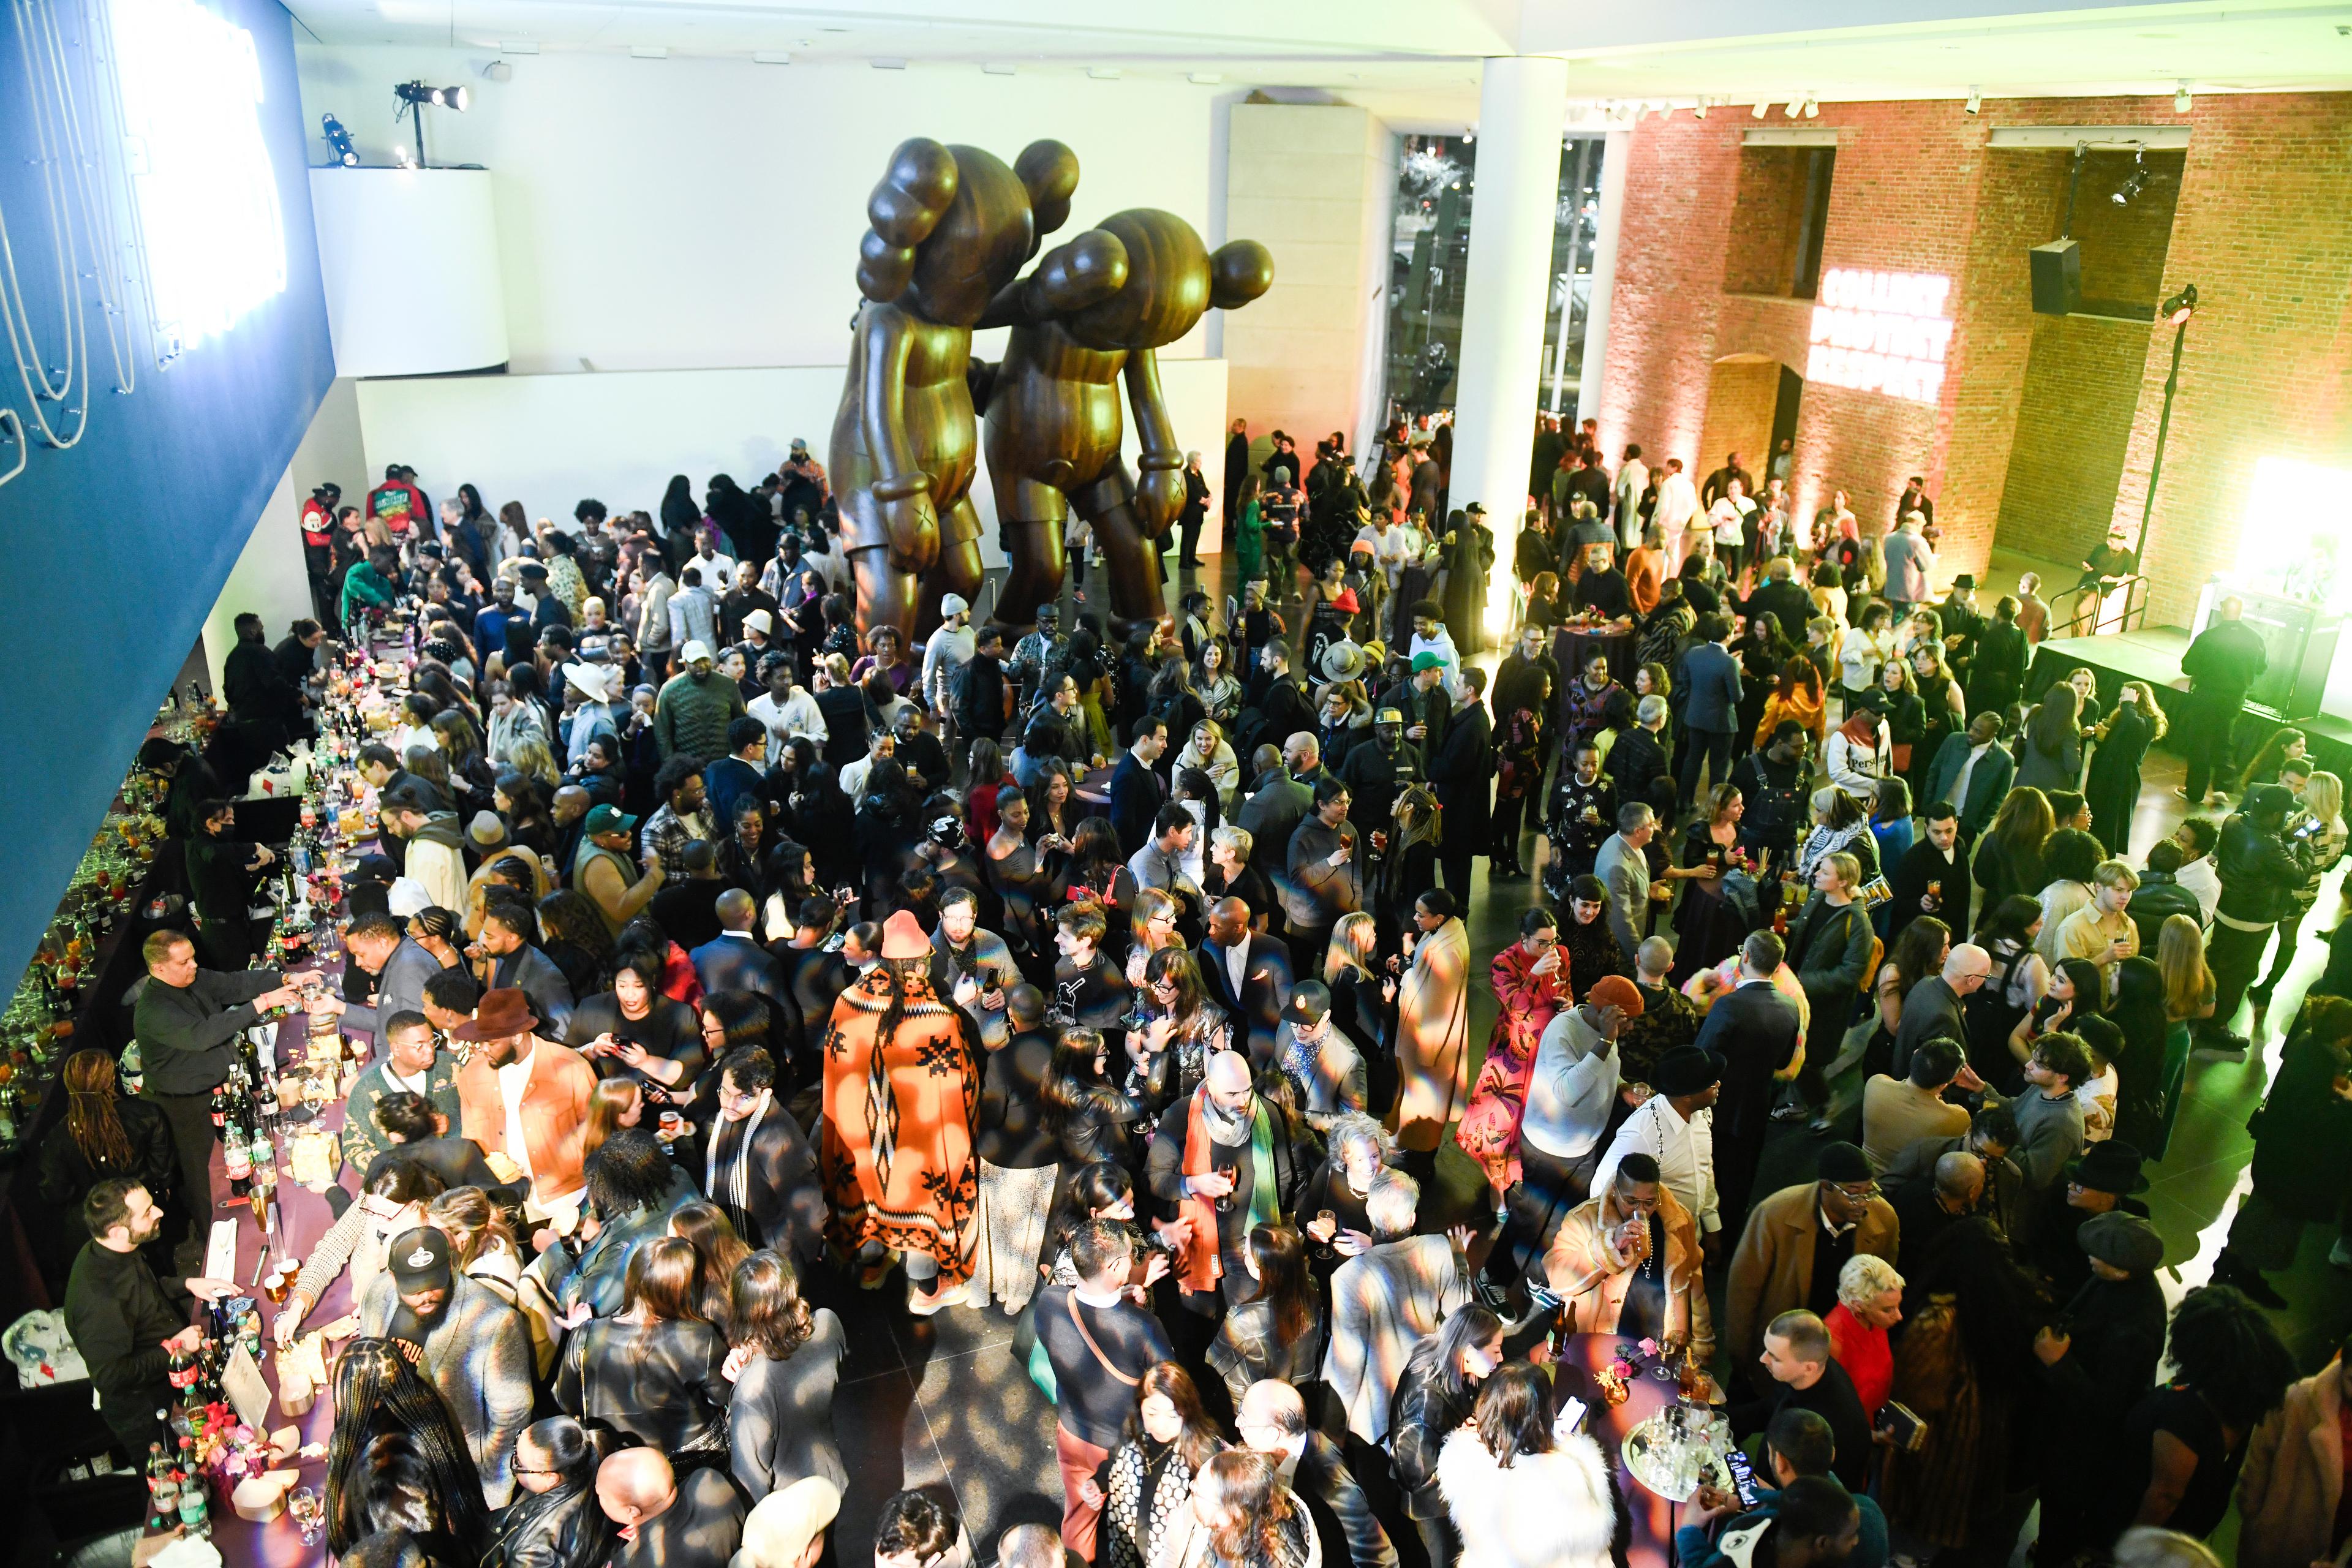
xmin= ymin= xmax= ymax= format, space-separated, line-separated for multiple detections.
xmin=361 ymin=1224 xmax=533 ymax=1507
xmin=1487 ymin=974 xmax=1644 ymax=1293
xmin=653 ymin=636 xmax=747 ymax=762
xmin=2034 ymin=1211 xmax=2166 ymax=1566
xmin=1274 ymin=981 xmax=1366 ymax=1132
xmin=922 ymin=592 xmax=976 ymax=732
xmin=1333 ymin=701 xmax=1424 ymax=842
xmin=573 ymin=803 xmax=663 ymax=934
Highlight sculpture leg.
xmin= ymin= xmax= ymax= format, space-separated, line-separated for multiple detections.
xmin=914 ymin=507 xmax=986 ymax=641
xmin=849 ymin=544 xmax=921 ymax=646
xmin=992 ymin=477 xmax=1069 ymax=633
xmin=1074 ymin=464 xmax=1164 ymax=641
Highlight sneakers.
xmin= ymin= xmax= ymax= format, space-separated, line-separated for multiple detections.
xmin=909 ymin=1278 xmax=970 ymax=1316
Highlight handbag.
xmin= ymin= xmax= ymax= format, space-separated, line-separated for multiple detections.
xmin=1009 ymin=1295 xmax=1059 ymax=1401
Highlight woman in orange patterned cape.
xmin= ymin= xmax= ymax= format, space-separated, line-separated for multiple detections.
xmin=1455 ymin=907 xmax=1572 ymax=1219
xmin=820 ymin=908 xmax=982 ymax=1313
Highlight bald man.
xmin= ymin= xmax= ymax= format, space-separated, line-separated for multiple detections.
xmin=1145 ymin=1049 xmax=1310 ymax=1313
xmin=598 ymin=1447 xmax=745 ymax=1568
xmin=690 ymin=888 xmax=791 ymax=1001
xmin=1237 ymin=1381 xmax=1396 ymax=1568
xmin=1198 ymin=894 xmax=1295 ymax=1066
xmin=1892 ymin=1149 xmax=1986 ymax=1275
xmin=1891 ymin=941 xmax=1993 ymax=1080
xmin=551 ymin=783 xmax=594 ymax=880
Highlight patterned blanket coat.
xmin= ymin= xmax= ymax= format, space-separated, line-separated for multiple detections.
xmin=820 ymin=963 xmax=982 ymax=1286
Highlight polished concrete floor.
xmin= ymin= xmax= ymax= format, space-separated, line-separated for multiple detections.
xmin=820 ymin=548 xmax=2343 ymax=1565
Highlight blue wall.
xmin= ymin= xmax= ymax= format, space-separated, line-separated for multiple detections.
xmin=0 ymin=0 xmax=333 ymax=992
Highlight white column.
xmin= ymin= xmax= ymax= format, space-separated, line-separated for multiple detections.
xmin=1576 ymin=127 xmax=1632 ymax=428
xmin=1450 ymin=56 xmax=1568 ymax=639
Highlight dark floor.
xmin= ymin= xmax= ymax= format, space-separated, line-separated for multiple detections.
xmin=828 ymin=550 xmax=2343 ymax=1565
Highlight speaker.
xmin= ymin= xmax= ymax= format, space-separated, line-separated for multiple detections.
xmin=2029 ymin=239 xmax=2080 ymax=316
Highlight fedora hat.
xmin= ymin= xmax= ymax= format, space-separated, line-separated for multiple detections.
xmin=451 ymin=987 xmax=539 ymax=1042
xmin=1319 ymin=640 xmax=1366 ymax=684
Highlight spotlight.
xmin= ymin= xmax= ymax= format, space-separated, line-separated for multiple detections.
xmin=2113 ymin=145 xmax=2147 ymax=206
xmin=320 ymin=112 xmax=358 ymax=167
xmin=1752 ymin=100 xmax=1769 ymax=119
xmin=1964 ymin=86 xmax=1981 ymax=115
xmin=2174 ymin=81 xmax=2192 ymax=113
xmin=391 ymin=142 xmax=415 ymax=168
xmin=1692 ymin=97 xmax=1707 ymax=119
xmin=483 ymin=60 xmax=511 ymax=83
xmin=1803 ymin=96 xmax=1819 ymax=118
xmin=2161 ymin=282 xmax=2198 ymax=324
xmin=1785 ymin=98 xmax=1801 ymax=118
xmin=393 ymin=81 xmax=470 ymax=111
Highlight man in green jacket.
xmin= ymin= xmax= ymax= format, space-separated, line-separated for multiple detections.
xmin=653 ymin=639 xmax=746 ymax=761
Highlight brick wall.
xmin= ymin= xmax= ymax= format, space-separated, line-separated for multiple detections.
xmin=1997 ymin=315 xmax=2153 ymax=566
xmin=1697 ymin=356 xmax=1782 ymax=484
xmin=1596 ymin=92 xmax=2352 ymax=626
xmin=1723 ymin=146 xmax=1810 ymax=298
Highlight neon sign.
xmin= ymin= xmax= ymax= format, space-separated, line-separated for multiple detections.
xmin=1806 ymin=268 xmax=1953 ymax=404
xmin=111 ymin=0 xmax=288 ymax=356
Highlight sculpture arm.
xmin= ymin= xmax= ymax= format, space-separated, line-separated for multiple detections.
xmin=1125 ymin=349 xmax=1186 ymax=536
xmin=854 ymin=304 xmax=938 ymax=568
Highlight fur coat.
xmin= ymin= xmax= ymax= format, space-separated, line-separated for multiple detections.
xmin=1435 ymin=1428 xmax=1616 ymax=1568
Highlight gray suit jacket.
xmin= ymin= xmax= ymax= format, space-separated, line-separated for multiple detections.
xmin=1594 ymin=832 xmax=1649 ymax=960
xmin=1275 ymin=1020 xmax=1367 ymax=1128
xmin=341 ymin=936 xmax=443 ymax=1037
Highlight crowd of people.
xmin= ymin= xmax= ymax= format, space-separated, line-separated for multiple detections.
xmin=39 ymin=420 xmax=2352 ymax=1568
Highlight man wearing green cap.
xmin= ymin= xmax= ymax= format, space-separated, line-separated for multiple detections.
xmin=1392 ymin=650 xmax=1452 ymax=764
xmin=575 ymin=803 xmax=663 ymax=934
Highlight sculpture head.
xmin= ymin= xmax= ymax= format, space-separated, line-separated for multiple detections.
xmin=858 ymin=137 xmax=1079 ymax=326
xmin=1039 ymin=209 xmax=1273 ymax=353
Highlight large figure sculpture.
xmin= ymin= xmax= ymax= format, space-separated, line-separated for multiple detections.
xmin=829 ymin=138 xmax=1079 ymax=642
xmin=978 ymin=209 xmax=1274 ymax=634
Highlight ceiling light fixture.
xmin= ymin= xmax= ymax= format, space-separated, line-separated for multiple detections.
xmin=1804 ymin=96 xmax=1820 ymax=118
xmin=1691 ymin=97 xmax=1707 ymax=118
xmin=1785 ymin=97 xmax=1803 ymax=118
xmin=1752 ymin=99 xmax=1769 ymax=119
xmin=1965 ymin=86 xmax=1981 ymax=115
xmin=483 ymin=59 xmax=511 ymax=81
xmin=320 ymin=112 xmax=358 ymax=167
xmin=2174 ymin=80 xmax=2192 ymax=112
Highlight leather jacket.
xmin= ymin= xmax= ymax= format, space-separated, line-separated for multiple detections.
xmin=489 ymin=1481 xmax=614 ymax=1568
xmin=1386 ymin=1340 xmax=1477 ymax=1519
xmin=2217 ymin=812 xmax=2302 ymax=927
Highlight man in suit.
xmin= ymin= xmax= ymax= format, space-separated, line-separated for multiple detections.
xmin=1237 ymin=1380 xmax=1398 ymax=1568
xmin=1200 ymin=896 xmax=1295 ymax=1066
xmin=1323 ymin=1170 xmax=1471 ymax=1444
xmin=1425 ymin=668 xmax=1491 ymax=899
xmin=1920 ymin=712 xmax=2013 ymax=841
xmin=1694 ymin=930 xmax=1803 ymax=1227
xmin=1594 ymin=802 xmax=1662 ymax=962
xmin=1676 ymin=612 xmax=1744 ymax=812
xmin=331 ymin=910 xmax=443 ymax=1038
xmin=473 ymin=899 xmax=578 ymax=1037
xmin=1891 ymin=943 xmax=1991 ymax=1080
xmin=1889 ymin=802 xmax=1972 ymax=944
xmin=1107 ymin=716 xmax=1170 ymax=858
xmin=690 ymin=890 xmax=790 ymax=1001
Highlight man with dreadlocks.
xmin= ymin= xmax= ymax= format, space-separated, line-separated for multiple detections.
xmin=818 ymin=908 xmax=984 ymax=1313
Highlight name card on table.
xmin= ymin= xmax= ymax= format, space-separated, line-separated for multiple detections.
xmin=222 ymin=1340 xmax=274 ymax=1430
xmin=206 ymin=1218 xmax=240 ymax=1283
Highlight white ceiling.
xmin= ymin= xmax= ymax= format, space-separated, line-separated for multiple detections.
xmin=285 ymin=0 xmax=2352 ymax=124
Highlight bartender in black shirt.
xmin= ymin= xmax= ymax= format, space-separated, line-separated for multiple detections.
xmin=62 ymin=1178 xmax=238 ymax=1452
xmin=130 ymin=931 xmax=317 ymax=1235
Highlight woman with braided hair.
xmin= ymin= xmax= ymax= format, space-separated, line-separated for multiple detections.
xmin=819 ymin=908 xmax=983 ymax=1313
xmin=325 ymin=1337 xmax=489 ymax=1559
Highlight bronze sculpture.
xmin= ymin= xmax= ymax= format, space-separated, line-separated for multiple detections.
xmin=979 ymin=209 xmax=1274 ymax=634
xmin=827 ymin=137 xmax=1079 ymax=642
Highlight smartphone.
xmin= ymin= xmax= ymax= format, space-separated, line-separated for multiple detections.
xmin=1724 ymin=1449 xmax=1762 ymax=1509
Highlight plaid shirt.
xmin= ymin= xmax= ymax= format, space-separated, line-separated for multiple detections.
xmin=642 ymin=803 xmax=713 ymax=878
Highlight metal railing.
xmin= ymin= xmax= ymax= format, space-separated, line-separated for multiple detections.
xmin=2055 ymin=573 xmax=2151 ymax=637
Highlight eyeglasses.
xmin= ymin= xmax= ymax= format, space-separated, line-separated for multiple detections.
xmin=1829 ymin=1181 xmax=1880 ymax=1202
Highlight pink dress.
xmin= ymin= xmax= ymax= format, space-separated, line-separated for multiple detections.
xmin=1454 ymin=943 xmax=1571 ymax=1191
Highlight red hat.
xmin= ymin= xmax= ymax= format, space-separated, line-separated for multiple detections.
xmin=1585 ymin=974 xmax=1646 ymax=1017
xmin=880 ymin=910 xmax=930 ymax=961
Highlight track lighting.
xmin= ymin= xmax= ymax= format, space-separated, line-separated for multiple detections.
xmin=1751 ymin=100 xmax=1770 ymax=119
xmin=1692 ymin=97 xmax=1707 ymax=119
xmin=1964 ymin=86 xmax=1981 ymax=115
xmin=2113 ymin=145 xmax=2147 ymax=206
xmin=1803 ymin=96 xmax=1820 ymax=118
xmin=1784 ymin=98 xmax=1801 ymax=118
xmin=2174 ymin=81 xmax=2192 ymax=113
xmin=320 ymin=113 xmax=358 ymax=167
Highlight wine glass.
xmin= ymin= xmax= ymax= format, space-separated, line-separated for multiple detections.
xmin=289 ymin=1486 xmax=323 ymax=1544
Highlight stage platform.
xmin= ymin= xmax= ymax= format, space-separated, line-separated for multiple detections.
xmin=2028 ymin=626 xmax=2352 ymax=781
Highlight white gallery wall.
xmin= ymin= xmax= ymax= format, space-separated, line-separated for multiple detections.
xmin=292 ymin=47 xmax=1254 ymax=562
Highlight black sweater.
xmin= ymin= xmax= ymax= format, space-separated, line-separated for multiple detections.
xmin=131 ymin=967 xmax=281 ymax=1094
xmin=64 ymin=1242 xmax=188 ymax=1430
